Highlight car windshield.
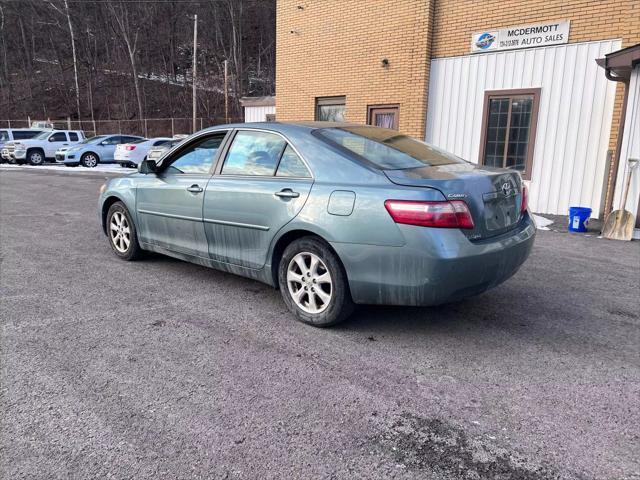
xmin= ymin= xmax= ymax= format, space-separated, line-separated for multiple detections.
xmin=80 ymin=135 xmax=108 ymax=144
xmin=32 ymin=131 xmax=53 ymax=140
xmin=0 ymin=130 xmax=8 ymax=141
xmin=316 ymin=126 xmax=465 ymax=170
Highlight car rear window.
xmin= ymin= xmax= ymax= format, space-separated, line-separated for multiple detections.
xmin=316 ymin=126 xmax=464 ymax=170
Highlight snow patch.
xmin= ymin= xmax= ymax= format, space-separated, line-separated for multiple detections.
xmin=0 ymin=164 xmax=135 ymax=174
xmin=532 ymin=214 xmax=553 ymax=231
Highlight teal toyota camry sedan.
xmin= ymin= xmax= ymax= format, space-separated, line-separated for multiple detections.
xmin=99 ymin=122 xmax=535 ymax=326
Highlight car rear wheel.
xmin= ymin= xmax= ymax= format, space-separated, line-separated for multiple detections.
xmin=107 ymin=202 xmax=142 ymax=261
xmin=81 ymin=152 xmax=99 ymax=168
xmin=28 ymin=150 xmax=45 ymax=165
xmin=278 ymin=236 xmax=354 ymax=327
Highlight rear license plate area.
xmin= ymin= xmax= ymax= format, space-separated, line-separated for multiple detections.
xmin=482 ymin=191 xmax=518 ymax=231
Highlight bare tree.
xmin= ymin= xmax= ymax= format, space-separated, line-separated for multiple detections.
xmin=107 ymin=0 xmax=144 ymax=121
xmin=0 ymin=0 xmax=275 ymax=122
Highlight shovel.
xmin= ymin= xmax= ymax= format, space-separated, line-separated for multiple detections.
xmin=602 ymin=158 xmax=639 ymax=241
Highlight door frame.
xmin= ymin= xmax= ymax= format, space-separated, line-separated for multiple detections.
xmin=367 ymin=104 xmax=400 ymax=130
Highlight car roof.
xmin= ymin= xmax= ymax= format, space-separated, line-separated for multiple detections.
xmin=1 ymin=127 xmax=46 ymax=131
xmin=202 ymin=121 xmax=362 ymax=135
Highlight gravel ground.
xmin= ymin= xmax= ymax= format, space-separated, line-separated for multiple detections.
xmin=1 ymin=169 xmax=639 ymax=480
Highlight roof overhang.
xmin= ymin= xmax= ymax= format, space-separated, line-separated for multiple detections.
xmin=239 ymin=96 xmax=276 ymax=108
xmin=596 ymin=43 xmax=640 ymax=82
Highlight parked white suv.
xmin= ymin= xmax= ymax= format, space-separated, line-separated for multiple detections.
xmin=8 ymin=130 xmax=85 ymax=165
xmin=0 ymin=128 xmax=45 ymax=162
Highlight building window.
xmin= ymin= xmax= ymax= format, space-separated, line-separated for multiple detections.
xmin=479 ymin=88 xmax=540 ymax=180
xmin=368 ymin=104 xmax=399 ymax=130
xmin=265 ymin=113 xmax=276 ymax=122
xmin=316 ymin=96 xmax=346 ymax=122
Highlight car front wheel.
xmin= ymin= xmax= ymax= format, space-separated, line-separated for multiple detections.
xmin=28 ymin=150 xmax=45 ymax=165
xmin=278 ymin=236 xmax=354 ymax=327
xmin=106 ymin=202 xmax=142 ymax=260
xmin=81 ymin=152 xmax=99 ymax=168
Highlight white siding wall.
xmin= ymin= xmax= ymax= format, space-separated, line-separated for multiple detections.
xmin=244 ymin=105 xmax=276 ymax=122
xmin=426 ymin=39 xmax=621 ymax=217
xmin=612 ymin=65 xmax=640 ymax=218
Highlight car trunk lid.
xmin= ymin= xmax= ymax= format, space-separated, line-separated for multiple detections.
xmin=384 ymin=162 xmax=523 ymax=240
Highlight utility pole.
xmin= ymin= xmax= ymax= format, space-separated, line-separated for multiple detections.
xmin=192 ymin=14 xmax=198 ymax=134
xmin=63 ymin=0 xmax=81 ymax=122
xmin=224 ymin=59 xmax=229 ymax=124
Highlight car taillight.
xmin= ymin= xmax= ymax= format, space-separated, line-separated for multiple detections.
xmin=126 ymin=145 xmax=136 ymax=151
xmin=520 ymin=185 xmax=528 ymax=214
xmin=384 ymin=200 xmax=475 ymax=229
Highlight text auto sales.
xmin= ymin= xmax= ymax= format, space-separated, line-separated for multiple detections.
xmin=501 ymin=24 xmax=564 ymax=48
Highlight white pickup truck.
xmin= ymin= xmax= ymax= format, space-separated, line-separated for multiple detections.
xmin=7 ymin=130 xmax=85 ymax=165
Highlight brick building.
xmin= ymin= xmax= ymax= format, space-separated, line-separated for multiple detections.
xmin=275 ymin=0 xmax=640 ymax=220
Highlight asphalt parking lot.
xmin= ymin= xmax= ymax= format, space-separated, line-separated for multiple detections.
xmin=1 ymin=168 xmax=639 ymax=480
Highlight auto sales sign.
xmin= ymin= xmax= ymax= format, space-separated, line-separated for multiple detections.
xmin=471 ymin=20 xmax=570 ymax=53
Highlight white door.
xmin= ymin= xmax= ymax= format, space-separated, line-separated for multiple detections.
xmin=45 ymin=132 xmax=69 ymax=157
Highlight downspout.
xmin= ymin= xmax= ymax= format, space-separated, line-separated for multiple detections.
xmin=602 ymin=68 xmax=630 ymax=216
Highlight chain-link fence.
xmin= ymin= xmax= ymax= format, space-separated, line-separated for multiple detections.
xmin=0 ymin=117 xmax=243 ymax=138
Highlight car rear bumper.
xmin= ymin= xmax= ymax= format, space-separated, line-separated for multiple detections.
xmin=331 ymin=213 xmax=536 ymax=306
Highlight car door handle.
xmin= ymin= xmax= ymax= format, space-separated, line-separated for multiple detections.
xmin=274 ymin=189 xmax=300 ymax=199
xmin=187 ymin=184 xmax=203 ymax=193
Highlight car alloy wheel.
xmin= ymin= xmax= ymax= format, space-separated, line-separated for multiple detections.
xmin=287 ymin=251 xmax=333 ymax=314
xmin=29 ymin=151 xmax=44 ymax=165
xmin=109 ymin=211 xmax=131 ymax=253
xmin=82 ymin=153 xmax=98 ymax=168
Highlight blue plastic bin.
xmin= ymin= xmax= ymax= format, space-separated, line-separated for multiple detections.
xmin=568 ymin=206 xmax=592 ymax=233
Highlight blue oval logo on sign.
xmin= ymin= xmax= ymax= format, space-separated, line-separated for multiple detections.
xmin=476 ymin=33 xmax=496 ymax=49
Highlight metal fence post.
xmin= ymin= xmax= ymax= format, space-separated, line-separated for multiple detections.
xmin=171 ymin=118 xmax=174 ymax=137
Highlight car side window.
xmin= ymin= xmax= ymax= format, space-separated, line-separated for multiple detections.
xmin=153 ymin=140 xmax=170 ymax=146
xmin=165 ymin=133 xmax=225 ymax=175
xmin=222 ymin=131 xmax=286 ymax=176
xmin=102 ymin=136 xmax=121 ymax=146
xmin=49 ymin=132 xmax=67 ymax=142
xmin=68 ymin=132 xmax=79 ymax=141
xmin=13 ymin=131 xmax=41 ymax=140
xmin=276 ymin=145 xmax=311 ymax=178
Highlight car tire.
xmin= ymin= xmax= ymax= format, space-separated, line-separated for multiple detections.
xmin=80 ymin=152 xmax=99 ymax=168
xmin=278 ymin=236 xmax=354 ymax=327
xmin=27 ymin=149 xmax=45 ymax=165
xmin=106 ymin=202 xmax=142 ymax=261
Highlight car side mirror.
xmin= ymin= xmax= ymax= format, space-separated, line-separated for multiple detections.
xmin=139 ymin=159 xmax=157 ymax=174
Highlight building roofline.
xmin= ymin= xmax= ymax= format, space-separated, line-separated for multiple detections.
xmin=239 ymin=96 xmax=276 ymax=107
xmin=596 ymin=43 xmax=640 ymax=81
